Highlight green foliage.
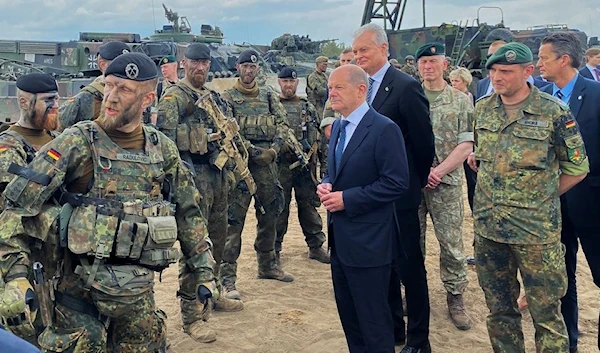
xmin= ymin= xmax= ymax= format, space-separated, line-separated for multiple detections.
xmin=321 ymin=41 xmax=346 ymax=58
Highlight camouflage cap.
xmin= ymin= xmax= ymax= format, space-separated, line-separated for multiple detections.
xmin=485 ymin=42 xmax=533 ymax=69
xmin=316 ymin=56 xmax=329 ymax=63
xmin=405 ymin=55 xmax=415 ymax=60
xmin=389 ymin=58 xmax=399 ymax=65
xmin=415 ymin=42 xmax=445 ymax=60
xmin=237 ymin=49 xmax=260 ymax=65
xmin=159 ymin=55 xmax=177 ymax=66
xmin=16 ymin=73 xmax=58 ymax=93
xmin=105 ymin=53 xmax=158 ymax=81
xmin=184 ymin=43 xmax=210 ymax=60
xmin=278 ymin=66 xmax=298 ymax=79
xmin=98 ymin=41 xmax=131 ymax=60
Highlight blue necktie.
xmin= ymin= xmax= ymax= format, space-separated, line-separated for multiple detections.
xmin=335 ymin=120 xmax=350 ymax=171
xmin=556 ymin=90 xmax=564 ymax=100
xmin=367 ymin=77 xmax=375 ymax=105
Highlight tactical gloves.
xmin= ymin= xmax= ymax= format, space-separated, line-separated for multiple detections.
xmin=252 ymin=147 xmax=277 ymax=166
xmin=0 ymin=277 xmax=38 ymax=337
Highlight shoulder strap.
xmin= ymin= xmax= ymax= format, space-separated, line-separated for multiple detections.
xmin=0 ymin=129 xmax=37 ymax=163
xmin=173 ymin=84 xmax=199 ymax=117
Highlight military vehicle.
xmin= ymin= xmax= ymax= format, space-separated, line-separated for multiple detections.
xmin=362 ymin=1 xmax=595 ymax=77
xmin=264 ymin=33 xmax=337 ymax=76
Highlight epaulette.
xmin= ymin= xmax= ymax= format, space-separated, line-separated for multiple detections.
xmin=475 ymin=92 xmax=494 ymax=103
xmin=539 ymin=91 xmax=570 ymax=110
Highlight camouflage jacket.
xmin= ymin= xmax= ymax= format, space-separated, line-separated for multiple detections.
xmin=473 ymin=87 xmax=590 ymax=245
xmin=221 ymin=81 xmax=289 ymax=153
xmin=428 ymin=84 xmax=474 ymax=185
xmin=306 ymin=70 xmax=328 ymax=109
xmin=0 ymin=121 xmax=214 ymax=282
xmin=279 ymin=96 xmax=320 ymax=143
xmin=58 ymin=76 xmax=104 ymax=131
xmin=401 ymin=65 xmax=420 ymax=81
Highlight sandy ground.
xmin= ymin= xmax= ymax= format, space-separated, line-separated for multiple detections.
xmin=157 ymin=185 xmax=600 ymax=353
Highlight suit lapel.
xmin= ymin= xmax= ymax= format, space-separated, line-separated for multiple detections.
xmin=569 ymin=75 xmax=586 ymax=120
xmin=371 ymin=67 xmax=394 ymax=110
xmin=337 ymin=110 xmax=373 ymax=175
xmin=329 ymin=120 xmax=341 ymax=182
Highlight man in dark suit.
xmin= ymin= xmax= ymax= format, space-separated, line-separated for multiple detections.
xmin=538 ymin=31 xmax=600 ymax=353
xmin=579 ymin=47 xmax=600 ymax=82
xmin=352 ymin=23 xmax=435 ymax=353
xmin=318 ymin=64 xmax=409 ymax=353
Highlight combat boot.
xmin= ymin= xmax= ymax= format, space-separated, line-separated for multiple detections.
xmin=214 ymin=296 xmax=244 ymax=312
xmin=222 ymin=279 xmax=241 ymax=300
xmin=257 ymin=251 xmax=294 ymax=282
xmin=183 ymin=320 xmax=217 ymax=343
xmin=308 ymin=246 xmax=330 ymax=263
xmin=180 ymin=297 xmax=216 ymax=342
xmin=447 ymin=292 xmax=472 ymax=330
xmin=275 ymin=251 xmax=281 ymax=267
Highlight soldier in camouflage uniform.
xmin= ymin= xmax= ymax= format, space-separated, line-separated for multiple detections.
xmin=156 ymin=44 xmax=243 ymax=343
xmin=145 ymin=55 xmax=180 ymax=126
xmin=220 ymin=50 xmax=294 ymax=300
xmin=443 ymin=56 xmax=458 ymax=84
xmin=306 ymin=56 xmax=329 ymax=119
xmin=274 ymin=67 xmax=329 ymax=264
xmin=58 ymin=41 xmax=130 ymax=131
xmin=415 ymin=43 xmax=473 ymax=330
xmin=470 ymin=43 xmax=589 ymax=353
xmin=401 ymin=55 xmax=420 ymax=81
xmin=0 ymin=53 xmax=218 ymax=352
xmin=0 ymin=74 xmax=59 ymax=345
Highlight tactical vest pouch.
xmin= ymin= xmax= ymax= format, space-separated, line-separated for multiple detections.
xmin=67 ymin=204 xmax=119 ymax=258
xmin=115 ymin=220 xmax=135 ymax=258
xmin=129 ymin=223 xmax=148 ymax=260
xmin=189 ymin=122 xmax=208 ymax=155
xmin=138 ymin=216 xmax=180 ymax=269
xmin=213 ymin=151 xmax=229 ymax=170
xmin=239 ymin=115 xmax=276 ymax=142
xmin=77 ymin=264 xmax=154 ymax=318
xmin=38 ymin=326 xmax=92 ymax=353
xmin=176 ymin=124 xmax=191 ymax=151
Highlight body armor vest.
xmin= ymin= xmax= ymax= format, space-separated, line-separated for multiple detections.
xmin=281 ymin=98 xmax=319 ymax=145
xmin=66 ymin=122 xmax=179 ymax=273
xmin=80 ymin=80 xmax=104 ymax=119
xmin=228 ymin=88 xmax=277 ymax=143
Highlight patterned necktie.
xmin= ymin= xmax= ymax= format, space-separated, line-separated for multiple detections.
xmin=594 ymin=68 xmax=600 ymax=82
xmin=335 ymin=119 xmax=350 ymax=171
xmin=367 ymin=77 xmax=375 ymax=105
xmin=556 ymin=90 xmax=564 ymax=101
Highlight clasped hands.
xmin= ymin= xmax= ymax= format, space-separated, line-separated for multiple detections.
xmin=426 ymin=167 xmax=445 ymax=189
xmin=317 ymin=183 xmax=344 ymax=212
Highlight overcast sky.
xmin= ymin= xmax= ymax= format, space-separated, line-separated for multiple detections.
xmin=1 ymin=0 xmax=599 ymax=46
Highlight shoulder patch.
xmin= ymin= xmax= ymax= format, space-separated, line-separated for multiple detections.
xmin=0 ymin=146 xmax=8 ymax=153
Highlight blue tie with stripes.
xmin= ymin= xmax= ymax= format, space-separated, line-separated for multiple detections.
xmin=335 ymin=119 xmax=350 ymax=172
xmin=367 ymin=77 xmax=375 ymax=105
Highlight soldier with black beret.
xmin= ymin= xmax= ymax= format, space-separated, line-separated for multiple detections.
xmin=0 ymin=52 xmax=220 ymax=350
xmin=275 ymin=66 xmax=329 ymax=265
xmin=157 ymin=43 xmax=244 ymax=343
xmin=221 ymin=49 xmax=295 ymax=298
xmin=58 ymin=41 xmax=131 ymax=131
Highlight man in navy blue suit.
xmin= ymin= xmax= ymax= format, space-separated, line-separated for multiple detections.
xmin=579 ymin=47 xmax=600 ymax=82
xmin=318 ymin=64 xmax=409 ymax=353
xmin=538 ymin=31 xmax=600 ymax=353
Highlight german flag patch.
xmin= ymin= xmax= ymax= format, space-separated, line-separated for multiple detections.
xmin=47 ymin=149 xmax=61 ymax=161
xmin=565 ymin=120 xmax=576 ymax=129
xmin=163 ymin=95 xmax=173 ymax=100
xmin=0 ymin=146 xmax=8 ymax=153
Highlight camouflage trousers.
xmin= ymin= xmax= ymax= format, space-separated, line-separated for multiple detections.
xmin=221 ymin=159 xmax=284 ymax=285
xmin=275 ymin=158 xmax=325 ymax=253
xmin=178 ymin=163 xmax=228 ymax=325
xmin=41 ymin=273 xmax=166 ymax=353
xmin=475 ymin=235 xmax=569 ymax=353
xmin=418 ymin=183 xmax=467 ymax=294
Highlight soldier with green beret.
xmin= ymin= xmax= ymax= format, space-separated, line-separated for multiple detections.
xmin=415 ymin=42 xmax=474 ymax=330
xmin=469 ymin=42 xmax=589 ymax=352
xmin=0 ymin=52 xmax=219 ymax=351
xmin=220 ymin=49 xmax=295 ymax=300
xmin=157 ymin=43 xmax=243 ymax=343
xmin=58 ymin=41 xmax=131 ymax=131
xmin=157 ymin=54 xmax=179 ymax=100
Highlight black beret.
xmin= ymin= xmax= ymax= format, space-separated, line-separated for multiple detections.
xmin=98 ymin=41 xmax=131 ymax=61
xmin=16 ymin=73 xmax=58 ymax=94
xmin=184 ymin=44 xmax=210 ymax=60
xmin=237 ymin=49 xmax=260 ymax=65
xmin=278 ymin=67 xmax=297 ymax=79
xmin=159 ymin=55 xmax=177 ymax=66
xmin=104 ymin=53 xmax=158 ymax=81
xmin=486 ymin=42 xmax=533 ymax=69
xmin=415 ymin=42 xmax=445 ymax=60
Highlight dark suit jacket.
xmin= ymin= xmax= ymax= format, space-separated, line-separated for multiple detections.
xmin=370 ymin=66 xmax=434 ymax=210
xmin=477 ymin=76 xmax=549 ymax=99
xmin=579 ymin=66 xmax=596 ymax=81
xmin=543 ymin=75 xmax=600 ymax=228
xmin=324 ymin=107 xmax=409 ymax=267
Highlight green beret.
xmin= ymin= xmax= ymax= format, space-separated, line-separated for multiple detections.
xmin=415 ymin=42 xmax=445 ymax=60
xmin=316 ymin=56 xmax=329 ymax=63
xmin=16 ymin=73 xmax=58 ymax=93
xmin=278 ymin=66 xmax=297 ymax=79
xmin=159 ymin=55 xmax=177 ymax=66
xmin=237 ymin=49 xmax=260 ymax=65
xmin=104 ymin=53 xmax=158 ymax=81
xmin=98 ymin=41 xmax=130 ymax=61
xmin=485 ymin=42 xmax=533 ymax=69
xmin=184 ymin=44 xmax=210 ymax=60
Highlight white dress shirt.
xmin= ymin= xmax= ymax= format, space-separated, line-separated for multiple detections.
xmin=367 ymin=62 xmax=391 ymax=105
xmin=339 ymin=101 xmax=370 ymax=152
